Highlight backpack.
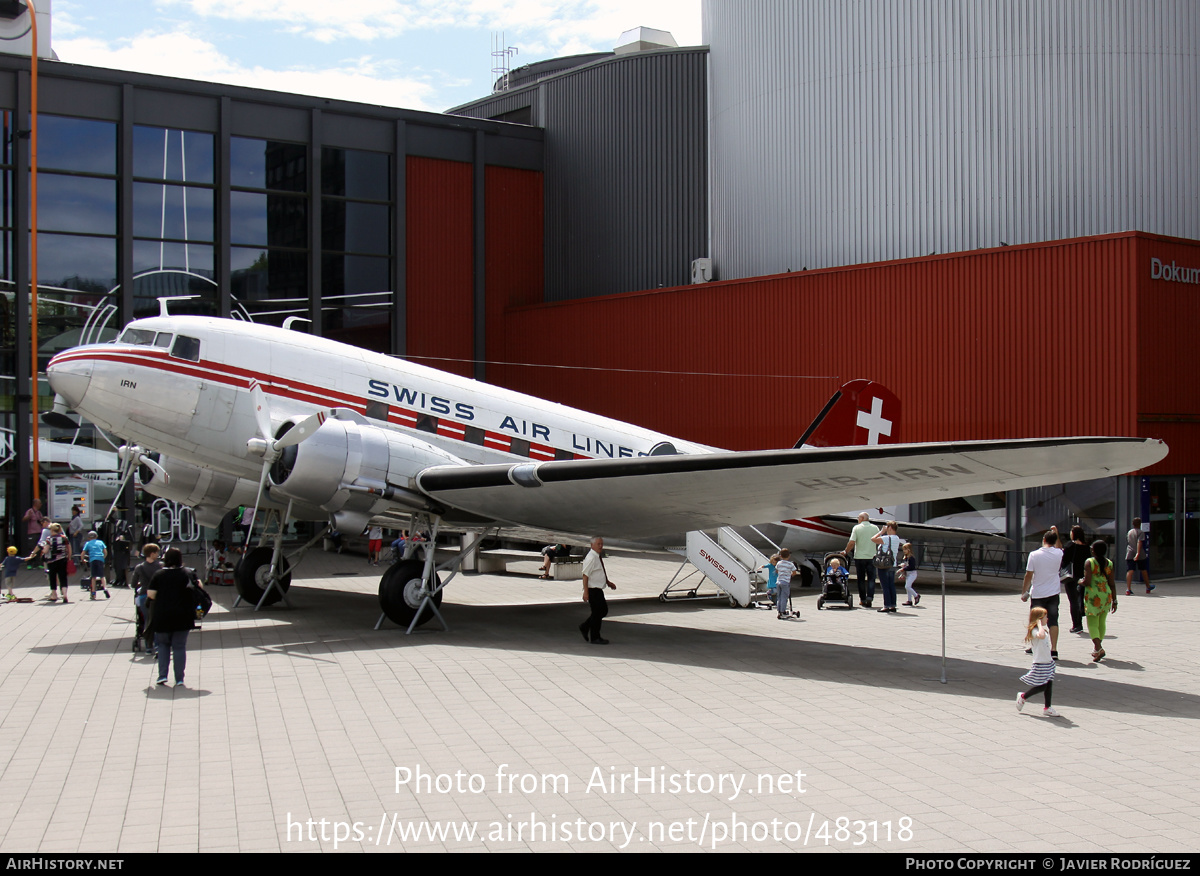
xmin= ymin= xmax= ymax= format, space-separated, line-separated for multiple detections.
xmin=873 ymin=536 xmax=896 ymax=570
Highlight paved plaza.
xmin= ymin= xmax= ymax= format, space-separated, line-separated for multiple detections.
xmin=0 ymin=547 xmax=1196 ymax=853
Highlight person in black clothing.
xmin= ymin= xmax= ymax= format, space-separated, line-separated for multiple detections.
xmin=148 ymin=547 xmax=200 ymax=686
xmin=1061 ymin=525 xmax=1090 ymax=634
xmin=131 ymin=543 xmax=163 ymax=655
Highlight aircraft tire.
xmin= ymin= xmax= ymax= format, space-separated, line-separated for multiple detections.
xmin=235 ymin=546 xmax=291 ymax=607
xmin=379 ymin=559 xmax=442 ymax=628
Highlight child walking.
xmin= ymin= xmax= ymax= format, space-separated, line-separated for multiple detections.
xmin=1016 ymin=606 xmax=1059 ymax=717
xmin=775 ymin=549 xmax=796 ymax=619
xmin=900 ymin=543 xmax=919 ymax=606
xmin=4 ymin=546 xmax=25 ymax=600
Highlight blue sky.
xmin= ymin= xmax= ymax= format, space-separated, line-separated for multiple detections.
xmin=51 ymin=0 xmax=702 ymax=113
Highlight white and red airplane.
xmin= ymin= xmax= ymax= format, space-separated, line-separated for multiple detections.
xmin=46 ymin=309 xmax=1167 ymax=627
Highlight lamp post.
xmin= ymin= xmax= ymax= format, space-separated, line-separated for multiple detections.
xmin=20 ymin=0 xmax=39 ymax=503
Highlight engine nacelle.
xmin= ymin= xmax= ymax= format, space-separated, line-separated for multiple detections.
xmin=137 ymin=453 xmax=321 ymax=527
xmin=268 ymin=418 xmax=467 ymax=513
xmin=138 ymin=453 xmax=243 ymax=507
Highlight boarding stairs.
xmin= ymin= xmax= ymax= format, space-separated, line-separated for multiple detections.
xmin=660 ymin=527 xmax=773 ymax=607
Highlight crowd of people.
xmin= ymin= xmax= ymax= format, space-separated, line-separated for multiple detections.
xmin=749 ymin=513 xmax=1152 ymax=722
xmin=4 ymin=500 xmax=1162 ymax=704
xmin=7 ymin=501 xmax=222 ymax=688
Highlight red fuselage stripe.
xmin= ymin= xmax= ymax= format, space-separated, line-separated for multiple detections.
xmin=52 ymin=347 xmax=592 ymax=463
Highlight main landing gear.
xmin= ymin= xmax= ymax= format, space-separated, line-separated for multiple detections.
xmin=233 ymin=502 xmax=326 ymax=611
xmin=232 ymin=503 xmax=487 ymax=634
xmin=375 ymin=516 xmax=495 ymax=634
xmin=234 ymin=545 xmax=291 ymax=607
xmin=378 ymin=559 xmax=442 ymax=628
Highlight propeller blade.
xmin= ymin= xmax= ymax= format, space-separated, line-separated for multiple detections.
xmin=104 ymin=445 xmax=140 ymax=522
xmin=247 ymin=457 xmax=270 ymax=547
xmin=250 ymin=381 xmax=273 ymax=442
xmin=137 ymin=454 xmax=170 ymax=485
xmin=272 ymin=410 xmax=331 ymax=450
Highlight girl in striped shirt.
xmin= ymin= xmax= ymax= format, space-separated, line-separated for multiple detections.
xmin=1016 ymin=607 xmax=1059 ymax=717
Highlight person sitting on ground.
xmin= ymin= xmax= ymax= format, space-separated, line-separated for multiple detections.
xmin=206 ymin=539 xmax=232 ymax=586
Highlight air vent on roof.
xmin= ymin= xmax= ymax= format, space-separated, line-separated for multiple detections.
xmin=614 ymin=27 xmax=678 ymax=55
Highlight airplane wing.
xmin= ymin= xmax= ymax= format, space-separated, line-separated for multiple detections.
xmin=417 ymin=437 xmax=1166 ymax=540
xmin=815 ymin=514 xmax=1012 ymax=544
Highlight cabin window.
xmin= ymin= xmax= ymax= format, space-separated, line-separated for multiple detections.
xmin=170 ymin=335 xmax=201 ymax=362
xmin=119 ymin=328 xmax=156 ymax=346
xmin=154 ymin=332 xmax=173 ymax=348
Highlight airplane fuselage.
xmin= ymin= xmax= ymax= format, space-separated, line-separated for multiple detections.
xmin=48 ymin=315 xmax=722 ymax=539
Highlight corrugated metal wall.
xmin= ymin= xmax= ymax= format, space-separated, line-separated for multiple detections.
xmin=406 ymin=156 xmax=475 ymax=377
xmin=453 ymin=48 xmax=710 ymax=302
xmin=542 ymin=49 xmax=709 ymax=300
xmin=486 ymin=233 xmax=1196 ymax=474
xmin=454 ymin=88 xmax=540 ymax=125
xmin=705 ymin=0 xmax=1200 ymax=280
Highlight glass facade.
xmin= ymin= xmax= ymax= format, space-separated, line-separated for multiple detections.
xmin=132 ymin=126 xmax=216 ymax=319
xmin=2 ymin=114 xmax=402 ymax=547
xmin=320 ymin=146 xmax=392 ymax=353
xmin=230 ymin=137 xmax=309 ymax=325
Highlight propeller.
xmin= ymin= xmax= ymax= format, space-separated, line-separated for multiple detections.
xmin=245 ymin=382 xmax=335 ymax=538
xmin=105 ymin=444 xmax=170 ymax=522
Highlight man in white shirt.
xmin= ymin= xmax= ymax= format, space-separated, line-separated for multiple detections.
xmin=1021 ymin=527 xmax=1064 ymax=657
xmin=579 ymin=537 xmax=616 ymax=645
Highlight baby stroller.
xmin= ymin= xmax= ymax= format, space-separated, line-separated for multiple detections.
xmin=816 ymin=551 xmax=855 ymax=610
xmin=133 ymin=593 xmax=153 ymax=654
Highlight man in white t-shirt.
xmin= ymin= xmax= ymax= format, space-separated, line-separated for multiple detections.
xmin=1021 ymin=527 xmax=1064 ymax=657
xmin=579 ymin=537 xmax=616 ymax=645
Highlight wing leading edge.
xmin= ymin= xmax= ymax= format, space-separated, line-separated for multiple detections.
xmin=416 ymin=437 xmax=1167 ymax=540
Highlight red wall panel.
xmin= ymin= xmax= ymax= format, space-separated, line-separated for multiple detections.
xmin=486 ymin=232 xmax=1194 ymax=474
xmin=406 ymin=156 xmax=474 ymax=377
xmin=484 ymin=165 xmax=544 ymax=379
xmin=1136 ymin=235 xmax=1200 ymax=474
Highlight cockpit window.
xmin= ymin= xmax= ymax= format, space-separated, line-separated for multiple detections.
xmin=119 ymin=328 xmax=156 ymax=346
xmin=154 ymin=332 xmax=173 ymax=348
xmin=170 ymin=335 xmax=201 ymax=362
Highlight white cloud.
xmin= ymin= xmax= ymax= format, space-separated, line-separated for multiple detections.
xmin=160 ymin=0 xmax=702 ymax=52
xmin=54 ymin=29 xmax=441 ymax=110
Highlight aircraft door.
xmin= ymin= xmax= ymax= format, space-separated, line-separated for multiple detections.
xmin=194 ymin=381 xmax=234 ymax=432
xmin=190 ymin=331 xmax=232 ymax=432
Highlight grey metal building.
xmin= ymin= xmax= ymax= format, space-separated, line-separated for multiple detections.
xmin=704 ymin=0 xmax=1200 ymax=279
xmin=450 ymin=38 xmax=709 ymax=300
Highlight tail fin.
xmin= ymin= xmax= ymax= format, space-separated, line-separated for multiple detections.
xmin=794 ymin=379 xmax=901 ymax=448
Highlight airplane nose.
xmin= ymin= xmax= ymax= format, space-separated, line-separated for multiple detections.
xmin=46 ymin=355 xmax=93 ymax=410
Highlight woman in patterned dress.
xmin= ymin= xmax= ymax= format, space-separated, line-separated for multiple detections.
xmin=1083 ymin=539 xmax=1118 ymax=662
